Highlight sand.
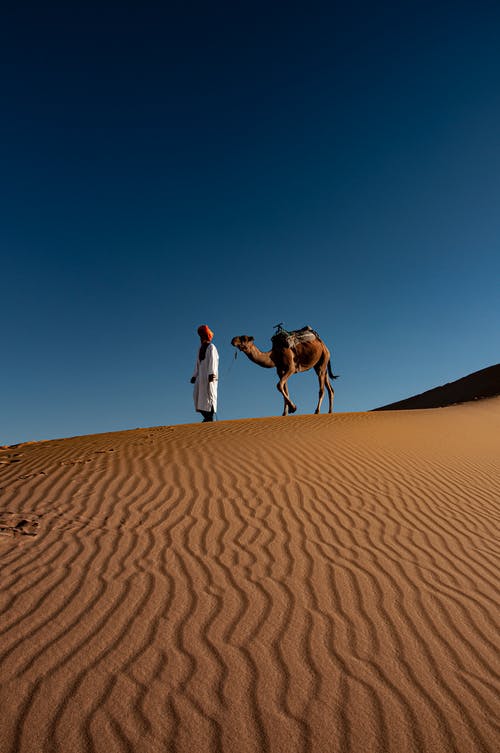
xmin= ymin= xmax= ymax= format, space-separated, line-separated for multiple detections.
xmin=1 ymin=399 xmax=499 ymax=753
xmin=375 ymin=364 xmax=500 ymax=410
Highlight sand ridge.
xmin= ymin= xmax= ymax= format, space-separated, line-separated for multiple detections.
xmin=1 ymin=400 xmax=499 ymax=753
xmin=375 ymin=363 xmax=500 ymax=410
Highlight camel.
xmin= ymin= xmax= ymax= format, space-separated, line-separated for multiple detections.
xmin=231 ymin=327 xmax=337 ymax=416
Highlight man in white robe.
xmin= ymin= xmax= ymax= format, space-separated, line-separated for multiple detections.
xmin=191 ymin=324 xmax=219 ymax=421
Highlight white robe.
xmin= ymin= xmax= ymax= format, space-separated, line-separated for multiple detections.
xmin=192 ymin=343 xmax=219 ymax=412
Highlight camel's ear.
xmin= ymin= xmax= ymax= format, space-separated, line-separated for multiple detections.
xmin=247 ymin=336 xmax=254 ymax=343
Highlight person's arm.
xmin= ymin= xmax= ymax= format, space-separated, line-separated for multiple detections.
xmin=206 ymin=345 xmax=219 ymax=382
xmin=190 ymin=358 xmax=199 ymax=384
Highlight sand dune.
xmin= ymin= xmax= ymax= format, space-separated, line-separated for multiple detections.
xmin=375 ymin=363 xmax=500 ymax=410
xmin=1 ymin=399 xmax=499 ymax=753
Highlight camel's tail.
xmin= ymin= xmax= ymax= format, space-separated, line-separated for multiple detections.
xmin=328 ymin=360 xmax=339 ymax=380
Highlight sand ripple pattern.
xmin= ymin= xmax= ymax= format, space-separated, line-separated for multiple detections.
xmin=1 ymin=403 xmax=499 ymax=753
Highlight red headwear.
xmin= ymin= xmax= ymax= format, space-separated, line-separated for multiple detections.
xmin=197 ymin=324 xmax=214 ymax=342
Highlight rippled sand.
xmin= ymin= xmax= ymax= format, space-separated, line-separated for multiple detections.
xmin=1 ymin=399 xmax=499 ymax=753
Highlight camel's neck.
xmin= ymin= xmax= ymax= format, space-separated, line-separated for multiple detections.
xmin=245 ymin=345 xmax=275 ymax=369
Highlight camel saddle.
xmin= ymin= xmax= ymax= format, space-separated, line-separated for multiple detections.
xmin=271 ymin=325 xmax=320 ymax=350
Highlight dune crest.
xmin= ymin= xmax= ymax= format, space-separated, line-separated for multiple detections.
xmin=375 ymin=363 xmax=500 ymax=410
xmin=1 ymin=400 xmax=499 ymax=753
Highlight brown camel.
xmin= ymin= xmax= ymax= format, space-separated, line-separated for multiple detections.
xmin=231 ymin=329 xmax=337 ymax=416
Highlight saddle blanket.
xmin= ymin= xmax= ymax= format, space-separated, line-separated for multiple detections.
xmin=272 ymin=325 xmax=319 ymax=349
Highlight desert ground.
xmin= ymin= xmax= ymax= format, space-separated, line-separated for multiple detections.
xmin=1 ymin=393 xmax=499 ymax=752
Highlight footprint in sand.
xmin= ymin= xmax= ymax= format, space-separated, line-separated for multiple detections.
xmin=0 ymin=453 xmax=24 ymax=465
xmin=0 ymin=512 xmax=39 ymax=538
xmin=59 ymin=449 xmax=115 ymax=466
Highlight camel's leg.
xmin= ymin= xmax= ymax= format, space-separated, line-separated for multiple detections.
xmin=281 ymin=382 xmax=289 ymax=416
xmin=277 ymin=371 xmax=296 ymax=415
xmin=325 ymin=372 xmax=335 ymax=413
xmin=283 ymin=380 xmax=294 ymax=416
xmin=277 ymin=368 xmax=288 ymax=415
xmin=314 ymin=366 xmax=327 ymax=414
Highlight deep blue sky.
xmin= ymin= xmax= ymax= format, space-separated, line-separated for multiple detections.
xmin=2 ymin=1 xmax=499 ymax=444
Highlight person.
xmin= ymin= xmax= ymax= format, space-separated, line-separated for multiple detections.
xmin=191 ymin=324 xmax=219 ymax=421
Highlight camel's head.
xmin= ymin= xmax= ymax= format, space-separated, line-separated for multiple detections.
xmin=231 ymin=335 xmax=254 ymax=353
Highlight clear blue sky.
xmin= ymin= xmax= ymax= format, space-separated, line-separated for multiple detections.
xmin=2 ymin=1 xmax=499 ymax=445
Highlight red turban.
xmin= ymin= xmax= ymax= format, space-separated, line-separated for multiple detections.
xmin=197 ymin=324 xmax=214 ymax=342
